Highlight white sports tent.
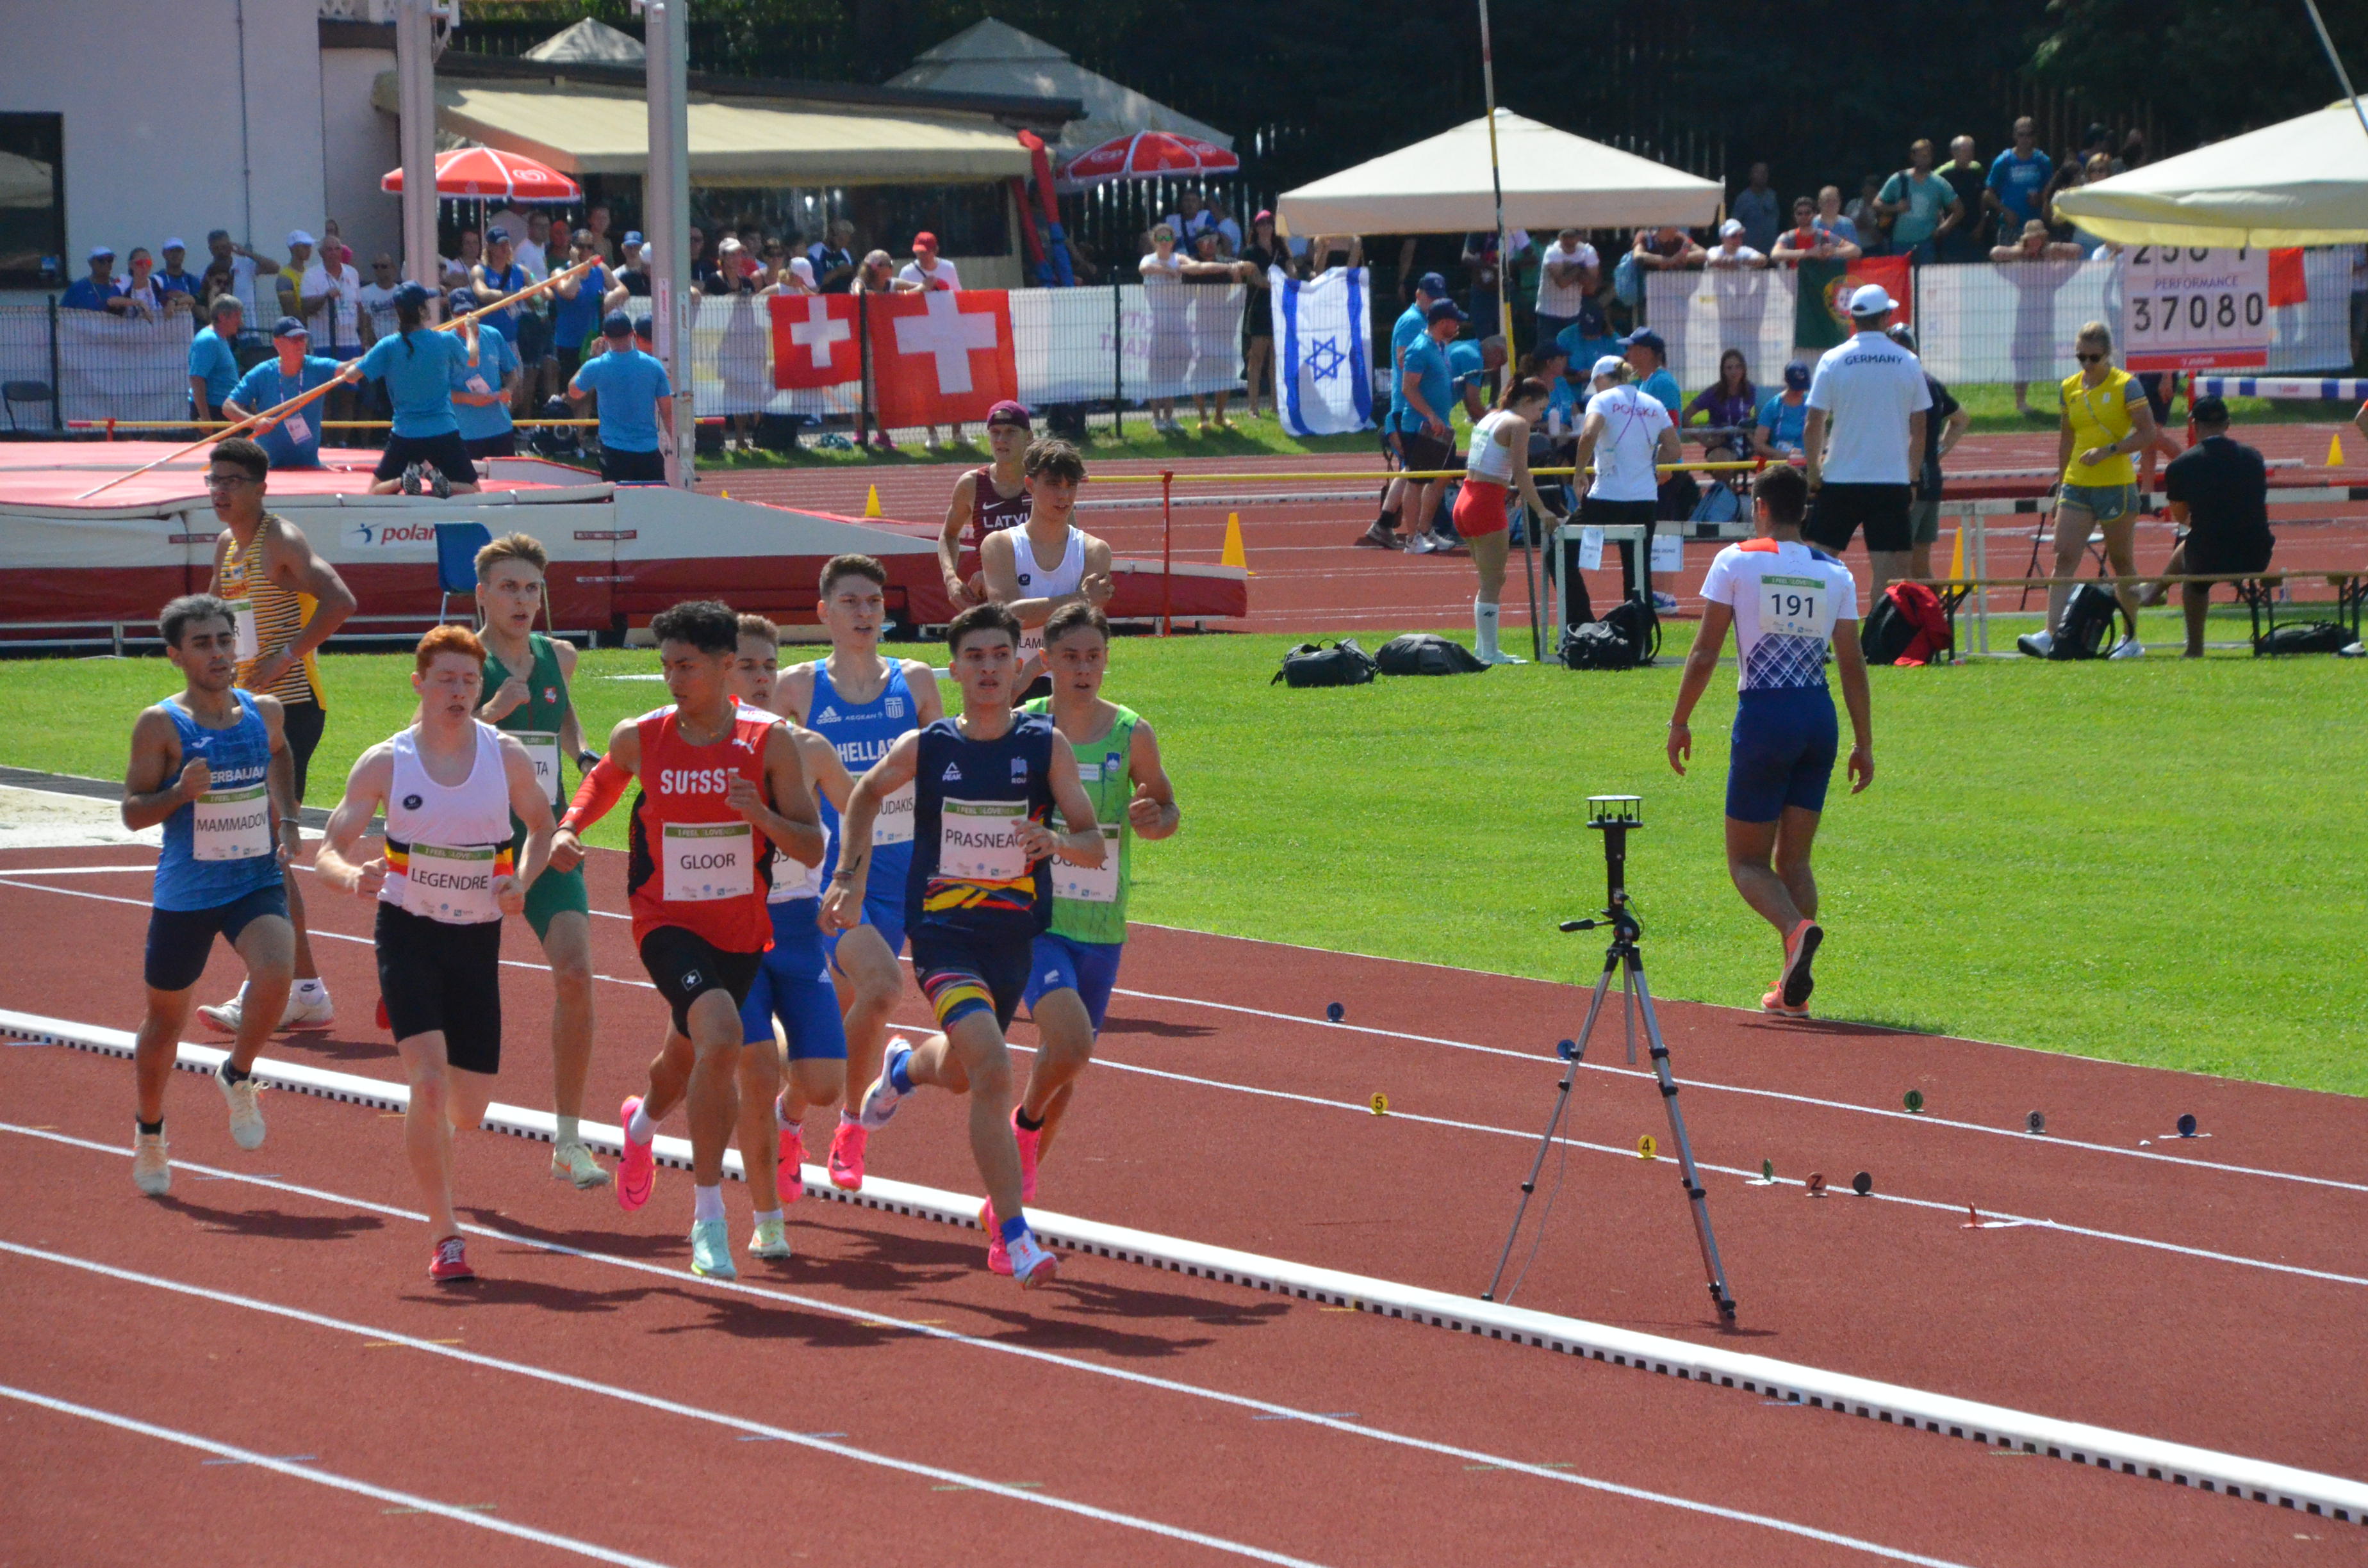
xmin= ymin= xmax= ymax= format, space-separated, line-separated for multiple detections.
xmin=1275 ymin=110 xmax=1721 ymax=236
xmin=889 ymin=18 xmax=1231 ymax=168
xmin=2053 ymin=97 xmax=2368 ymax=247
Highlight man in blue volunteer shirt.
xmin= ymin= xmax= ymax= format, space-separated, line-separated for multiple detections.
xmin=1376 ymin=299 xmax=1467 ymax=555
xmin=1984 ymin=117 xmax=2053 ymax=247
xmin=567 ymin=310 xmax=675 ymax=484
xmin=62 ymin=246 xmax=131 ymax=314
xmin=224 ymin=318 xmax=347 ymax=470
xmin=445 ymin=288 xmax=521 ymax=461
xmin=1359 ymin=272 xmax=1454 ymax=548
xmin=188 ymin=297 xmax=245 ymax=424
xmin=548 ymin=229 xmax=609 ymax=382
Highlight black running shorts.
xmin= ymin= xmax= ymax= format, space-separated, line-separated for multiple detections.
xmin=1806 ymin=482 xmax=1912 ymax=555
xmin=639 ymin=924 xmax=763 ymax=1036
xmin=375 ymin=901 xmax=504 ymax=1074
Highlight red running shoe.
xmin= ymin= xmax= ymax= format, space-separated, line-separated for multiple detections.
xmin=616 ymin=1095 xmax=656 ymax=1212
xmin=428 ymin=1236 xmax=474 ymax=1282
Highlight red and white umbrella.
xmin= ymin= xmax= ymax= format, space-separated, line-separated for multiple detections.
xmin=1059 ymin=131 xmax=1239 ymax=188
xmin=381 ymin=147 xmax=581 ymax=202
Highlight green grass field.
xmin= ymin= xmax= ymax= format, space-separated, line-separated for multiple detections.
xmin=4 ymin=639 xmax=2360 ymax=1094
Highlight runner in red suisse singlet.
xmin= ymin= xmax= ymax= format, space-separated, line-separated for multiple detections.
xmin=967 ymin=463 xmax=1032 ymax=546
xmin=625 ymin=704 xmax=778 ymax=953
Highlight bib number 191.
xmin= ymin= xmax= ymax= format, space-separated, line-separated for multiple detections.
xmin=1761 ymin=574 xmax=1829 ymax=639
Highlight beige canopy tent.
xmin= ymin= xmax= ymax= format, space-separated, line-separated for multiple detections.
xmin=2054 ymin=97 xmax=2368 ymax=247
xmin=1276 ymin=110 xmax=1720 ymax=236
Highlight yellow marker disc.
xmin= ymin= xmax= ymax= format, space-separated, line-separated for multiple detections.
xmin=1369 ymin=1091 xmax=1389 ymax=1116
xmin=1637 ymin=1134 xmax=1658 ymax=1160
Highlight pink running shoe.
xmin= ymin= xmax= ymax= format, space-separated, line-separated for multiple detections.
xmin=616 ymin=1095 xmax=657 ymax=1213
xmin=428 ymin=1236 xmax=474 ymax=1282
xmin=827 ymin=1118 xmax=867 ymax=1191
xmin=983 ymin=1200 xmax=1014 ymax=1276
xmin=1761 ymin=985 xmax=1809 ymax=1018
xmin=775 ymin=1104 xmax=803 ymax=1205
xmin=1012 ymin=1109 xmax=1041 ymax=1204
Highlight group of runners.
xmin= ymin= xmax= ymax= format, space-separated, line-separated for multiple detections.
xmin=124 ymin=414 xmax=1178 ymax=1290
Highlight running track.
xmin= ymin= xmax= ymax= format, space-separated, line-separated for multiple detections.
xmin=704 ymin=430 xmax=2368 ymax=638
xmin=0 ymin=828 xmax=2360 ymax=1565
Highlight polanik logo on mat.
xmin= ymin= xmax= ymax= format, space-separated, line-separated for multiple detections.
xmin=343 ymin=520 xmax=442 ymax=550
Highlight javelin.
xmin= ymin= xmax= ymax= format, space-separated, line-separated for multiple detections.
xmin=74 ymin=257 xmax=601 ymax=502
xmin=1474 ymin=0 xmax=1538 ymax=657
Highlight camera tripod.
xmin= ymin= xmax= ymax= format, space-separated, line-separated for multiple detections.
xmin=1483 ymin=796 xmax=1738 ymax=1324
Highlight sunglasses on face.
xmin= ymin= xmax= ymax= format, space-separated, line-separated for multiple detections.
xmin=2075 ymin=352 xmax=2104 ymax=363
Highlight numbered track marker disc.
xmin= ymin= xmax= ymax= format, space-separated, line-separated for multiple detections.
xmin=1806 ymin=1172 xmax=1826 ymax=1196
xmin=2027 ymin=1110 xmax=2046 ymax=1135
xmin=1852 ymin=1171 xmax=1873 ymax=1196
xmin=1368 ymin=1091 xmax=1388 ymax=1116
xmin=1903 ymin=1088 xmax=1925 ymax=1113
xmin=1636 ymin=1134 xmax=1657 ymax=1161
xmin=1325 ymin=1002 xmax=1345 ymax=1023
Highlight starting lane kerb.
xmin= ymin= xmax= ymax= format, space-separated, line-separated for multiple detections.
xmin=7 ymin=1006 xmax=2360 ymax=1529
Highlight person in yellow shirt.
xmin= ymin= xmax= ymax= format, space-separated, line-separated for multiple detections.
xmin=2019 ymin=321 xmax=2157 ymax=659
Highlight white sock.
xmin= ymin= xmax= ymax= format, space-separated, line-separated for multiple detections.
xmin=775 ymin=1098 xmax=798 ymax=1133
xmin=693 ymin=1184 xmax=725 ymax=1223
xmin=839 ymin=1108 xmax=862 ymax=1128
xmin=627 ymin=1102 xmax=657 ymax=1144
xmin=753 ymin=1207 xmax=782 ymax=1226
xmin=1474 ymin=596 xmax=1501 ymax=660
xmin=555 ymin=1115 xmax=580 ymax=1148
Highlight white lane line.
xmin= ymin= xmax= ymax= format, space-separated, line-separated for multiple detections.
xmin=1051 ymin=1052 xmax=2368 ymax=1289
xmin=0 ymin=1241 xmax=1335 ymax=1568
xmin=1101 ymin=972 xmax=2368 ymax=1198
xmin=0 ymin=874 xmax=2351 ymax=1280
xmin=0 ymin=1134 xmax=1982 ymax=1568
xmin=0 ymin=1380 xmax=677 ymax=1567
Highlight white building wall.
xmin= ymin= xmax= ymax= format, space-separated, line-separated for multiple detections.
xmin=0 ymin=0 xmax=328 ymax=306
xmin=320 ymin=45 xmax=401 ymax=266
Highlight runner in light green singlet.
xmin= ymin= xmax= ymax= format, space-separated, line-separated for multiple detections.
xmin=474 ymin=532 xmax=611 ymax=1189
xmin=1012 ymin=602 xmax=1179 ymax=1184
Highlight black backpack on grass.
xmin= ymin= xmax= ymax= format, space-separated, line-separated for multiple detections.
xmin=1376 ymin=633 xmax=1490 ymax=676
xmin=1272 ymin=638 xmax=1377 ymax=687
xmin=2050 ymin=582 xmax=2123 ymax=660
xmin=2255 ymin=621 xmax=2354 ymax=656
xmin=1559 ymin=596 xmax=1660 ymax=671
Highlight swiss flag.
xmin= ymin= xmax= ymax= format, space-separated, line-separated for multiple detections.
xmin=769 ymin=293 xmax=860 ymax=389
xmin=867 ymin=289 xmax=1018 ymax=427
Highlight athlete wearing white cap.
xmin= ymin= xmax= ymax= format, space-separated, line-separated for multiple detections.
xmin=1801 ymin=283 xmax=1929 ymax=601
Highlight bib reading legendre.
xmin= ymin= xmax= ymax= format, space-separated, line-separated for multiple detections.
xmin=381 ymin=723 xmax=516 ymax=926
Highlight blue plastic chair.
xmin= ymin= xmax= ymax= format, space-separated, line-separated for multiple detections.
xmin=435 ymin=521 xmax=493 ymax=624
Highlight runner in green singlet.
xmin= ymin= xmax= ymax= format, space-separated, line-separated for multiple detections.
xmin=473 ymin=532 xmax=610 ymax=1189
xmin=1014 ymin=601 xmax=1180 ymax=1190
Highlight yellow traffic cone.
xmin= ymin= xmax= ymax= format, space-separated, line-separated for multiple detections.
xmin=2328 ymin=432 xmax=2349 ymax=468
xmin=864 ymin=484 xmax=882 ymax=518
xmin=1948 ymin=527 xmax=1964 ymax=582
xmin=1221 ymin=511 xmax=1251 ymax=572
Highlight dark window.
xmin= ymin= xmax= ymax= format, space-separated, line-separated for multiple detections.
xmin=0 ymin=113 xmax=66 ymax=290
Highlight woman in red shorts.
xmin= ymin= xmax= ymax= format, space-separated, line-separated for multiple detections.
xmin=1452 ymin=376 xmax=1566 ymax=664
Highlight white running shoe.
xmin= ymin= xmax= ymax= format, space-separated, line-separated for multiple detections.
xmin=214 ymin=1061 xmax=265 ymax=1151
xmin=132 ymin=1132 xmax=170 ymax=1196
xmin=197 ymin=984 xmax=334 ymax=1036
xmin=689 ymin=1217 xmax=737 ymax=1280
xmin=1481 ymin=649 xmax=1528 ymax=666
xmin=2109 ymin=637 xmax=2146 ymax=660
xmin=858 ymin=1038 xmax=914 ymax=1131
xmin=1652 ymin=591 xmax=1681 ymax=614
xmin=748 ymin=1215 xmax=792 ymax=1260
xmin=1004 ymin=1229 xmax=1060 ymax=1289
xmin=2016 ymin=630 xmax=2055 ymax=658
xmin=551 ymin=1141 xmax=612 ymax=1189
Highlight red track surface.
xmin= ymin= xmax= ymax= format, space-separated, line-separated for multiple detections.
xmin=2 ymin=838 xmax=2361 ymax=1565
xmin=704 ymin=433 xmax=2368 ymax=637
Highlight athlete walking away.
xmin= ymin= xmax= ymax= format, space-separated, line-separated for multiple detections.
xmin=555 ymin=601 xmax=825 ymax=1281
xmin=120 ymin=594 xmax=304 ymax=1195
xmin=197 ymin=436 xmax=354 ymax=1039
xmin=313 ymin=626 xmax=555 ymax=1281
xmin=473 ymin=532 xmax=609 ymax=1188
xmin=825 ymin=602 xmax=1106 ymax=1288
xmin=1666 ymin=467 xmax=1873 ymax=1017
xmin=772 ymin=555 xmax=944 ymax=1190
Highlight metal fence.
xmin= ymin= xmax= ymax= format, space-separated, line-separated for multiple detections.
xmin=1643 ymin=250 xmax=2356 ymax=392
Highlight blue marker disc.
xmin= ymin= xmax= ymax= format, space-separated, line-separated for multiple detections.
xmin=1325 ymin=1002 xmax=1345 ymax=1023
xmin=1556 ymin=1038 xmax=1579 ymax=1061
xmin=2176 ymin=1113 xmax=2198 ymax=1138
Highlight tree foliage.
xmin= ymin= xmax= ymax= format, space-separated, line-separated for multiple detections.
xmin=2030 ymin=0 xmax=2368 ymax=144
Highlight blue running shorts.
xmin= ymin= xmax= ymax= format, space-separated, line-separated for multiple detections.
xmin=821 ymin=879 xmax=908 ymax=976
xmin=1023 ymin=933 xmax=1126 ymax=1034
xmin=1725 ymin=686 xmax=1839 ymax=824
xmin=741 ymin=899 xmax=849 ymax=1060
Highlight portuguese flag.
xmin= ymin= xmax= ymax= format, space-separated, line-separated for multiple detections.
xmin=1794 ymin=256 xmax=1913 ymax=351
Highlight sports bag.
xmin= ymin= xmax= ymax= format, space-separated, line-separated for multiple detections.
xmin=1376 ymin=633 xmax=1490 ymax=676
xmin=1558 ymin=596 xmax=1661 ymax=671
xmin=1863 ymin=582 xmax=1951 ymax=666
xmin=1271 ymin=638 xmax=1377 ymax=687
xmin=2255 ymin=621 xmax=2353 ymax=656
xmin=2050 ymin=582 xmax=2123 ymax=660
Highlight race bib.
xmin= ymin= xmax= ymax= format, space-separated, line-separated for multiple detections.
xmin=938 ymin=797 xmax=1028 ymax=883
xmin=1650 ymin=532 xmax=1684 ymax=574
xmin=1051 ymin=824 xmax=1122 ymax=905
xmin=514 ymin=730 xmax=563 ymax=804
xmin=1019 ymin=626 xmax=1045 ymax=662
xmin=662 ymin=821 xmax=753 ymax=902
xmin=226 ymin=598 xmax=259 ymax=662
xmin=1577 ymin=527 xmax=1604 ymax=571
xmin=874 ymin=777 xmax=916 ymax=845
xmin=281 ymin=413 xmax=311 ymax=446
xmin=399 ymin=842 xmax=500 ymax=923
xmin=1760 ymin=574 xmax=1832 ymax=639
xmin=192 ymin=784 xmax=271 ymax=862
xmin=465 ymin=375 xmax=491 ymax=395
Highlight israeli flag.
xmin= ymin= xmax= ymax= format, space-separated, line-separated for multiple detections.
xmin=1272 ymin=266 xmax=1373 ymax=437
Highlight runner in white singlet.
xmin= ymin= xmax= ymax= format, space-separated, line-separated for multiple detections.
xmin=980 ymin=439 xmax=1114 ymax=689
